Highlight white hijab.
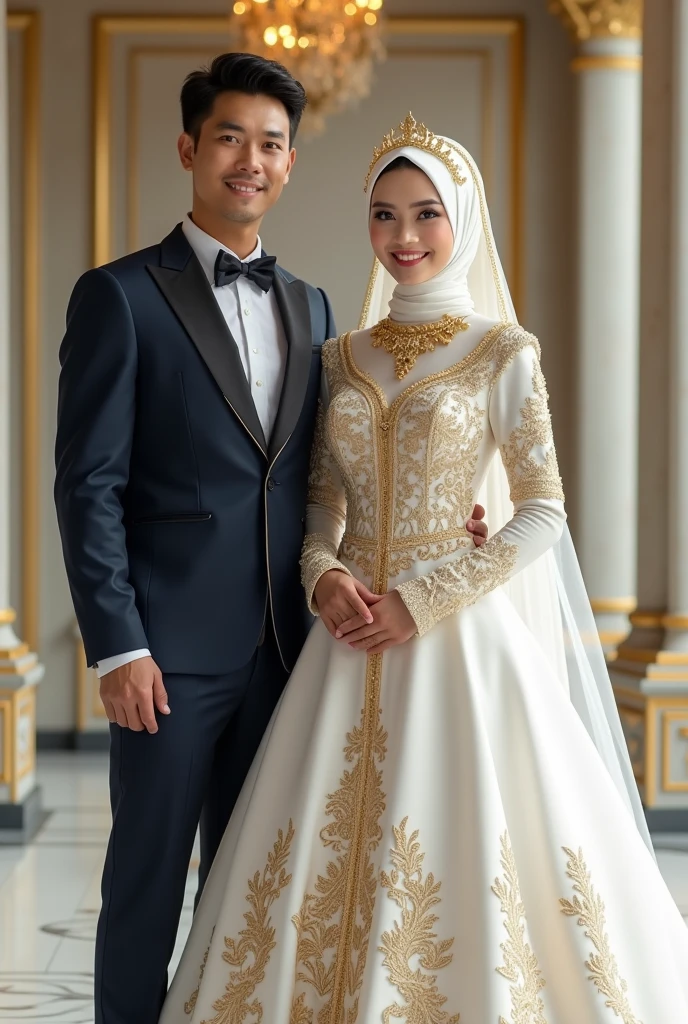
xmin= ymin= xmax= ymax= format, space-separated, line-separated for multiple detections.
xmin=363 ymin=138 xmax=511 ymax=326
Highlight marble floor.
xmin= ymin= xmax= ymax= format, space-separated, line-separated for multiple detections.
xmin=0 ymin=753 xmax=196 ymax=1022
xmin=0 ymin=753 xmax=687 ymax=1022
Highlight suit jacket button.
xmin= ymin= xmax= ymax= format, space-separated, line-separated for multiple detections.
xmin=267 ymin=477 xmax=275 ymax=491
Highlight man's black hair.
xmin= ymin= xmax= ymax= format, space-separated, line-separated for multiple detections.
xmin=181 ymin=52 xmax=307 ymax=146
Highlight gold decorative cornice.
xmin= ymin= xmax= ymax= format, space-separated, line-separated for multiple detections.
xmin=548 ymin=0 xmax=642 ymax=41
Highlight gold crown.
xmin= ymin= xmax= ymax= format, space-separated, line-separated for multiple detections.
xmin=364 ymin=113 xmax=468 ymax=193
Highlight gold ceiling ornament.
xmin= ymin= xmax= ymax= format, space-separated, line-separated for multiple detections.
xmin=547 ymin=0 xmax=642 ymax=41
xmin=365 ymin=112 xmax=468 ymax=193
xmin=370 ymin=314 xmax=470 ymax=379
xmin=231 ymin=0 xmax=385 ymax=135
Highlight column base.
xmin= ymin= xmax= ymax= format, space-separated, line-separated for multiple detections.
xmin=0 ymin=608 xmax=45 ymax=842
xmin=0 ymin=784 xmax=50 ymax=844
xmin=36 ymin=729 xmax=110 ymax=752
xmin=75 ymin=730 xmax=109 ymax=752
xmin=611 ymin=636 xmax=688 ymax=810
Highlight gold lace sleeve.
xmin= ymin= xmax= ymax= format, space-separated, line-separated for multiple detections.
xmin=396 ymin=535 xmax=520 ymax=637
xmin=492 ymin=337 xmax=565 ymax=504
xmin=395 ymin=336 xmax=566 ymax=637
xmin=300 ymin=396 xmax=351 ymax=614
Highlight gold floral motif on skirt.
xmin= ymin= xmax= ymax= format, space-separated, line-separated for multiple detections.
xmin=379 ymin=817 xmax=460 ymax=1023
xmin=199 ymin=821 xmax=295 ymax=1024
xmin=289 ymin=694 xmax=388 ymax=1023
xmin=185 ymin=935 xmax=212 ymax=1016
xmin=560 ymin=846 xmax=642 ymax=1024
xmin=491 ymin=832 xmax=548 ymax=1024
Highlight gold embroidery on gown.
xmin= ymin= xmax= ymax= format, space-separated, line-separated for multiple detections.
xmin=397 ymin=535 xmax=519 ymax=639
xmin=379 ymin=818 xmax=460 ymax=1023
xmin=290 ymin=705 xmax=388 ymax=1023
xmin=185 ymin=936 xmax=212 ymax=1016
xmin=300 ymin=397 xmax=352 ymax=611
xmin=499 ymin=361 xmax=564 ymax=505
xmin=491 ymin=833 xmax=547 ymax=1024
xmin=394 ymin=331 xmax=565 ymax=636
xmin=200 ymin=822 xmax=295 ymax=1024
xmin=559 ymin=847 xmax=642 ymax=1024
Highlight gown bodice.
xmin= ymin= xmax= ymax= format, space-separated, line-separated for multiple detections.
xmin=302 ymin=323 xmax=566 ymax=636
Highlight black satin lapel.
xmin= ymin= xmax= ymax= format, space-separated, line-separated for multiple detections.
xmin=148 ymin=257 xmax=267 ymax=454
xmin=270 ymin=274 xmax=313 ymax=461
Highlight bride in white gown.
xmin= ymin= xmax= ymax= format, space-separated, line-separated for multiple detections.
xmin=160 ymin=115 xmax=688 ymax=1023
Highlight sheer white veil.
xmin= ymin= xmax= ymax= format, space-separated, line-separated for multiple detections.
xmin=360 ymin=127 xmax=653 ymax=854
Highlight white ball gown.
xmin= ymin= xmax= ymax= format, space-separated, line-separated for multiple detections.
xmin=160 ymin=324 xmax=688 ymax=1024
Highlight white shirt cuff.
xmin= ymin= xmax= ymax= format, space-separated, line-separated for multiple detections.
xmin=95 ymin=649 xmax=151 ymax=678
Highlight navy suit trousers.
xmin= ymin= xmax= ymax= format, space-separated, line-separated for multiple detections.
xmin=94 ymin=626 xmax=288 ymax=1024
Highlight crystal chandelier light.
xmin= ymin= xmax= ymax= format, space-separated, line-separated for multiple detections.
xmin=231 ymin=0 xmax=385 ymax=135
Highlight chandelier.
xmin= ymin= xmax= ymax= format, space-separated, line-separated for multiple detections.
xmin=231 ymin=0 xmax=385 ymax=135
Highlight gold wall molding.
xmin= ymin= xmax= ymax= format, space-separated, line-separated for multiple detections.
xmin=590 ymin=596 xmax=637 ymax=614
xmin=548 ymin=0 xmax=643 ymax=41
xmin=662 ymin=712 xmax=688 ymax=793
xmin=571 ymin=54 xmax=642 ymax=72
xmin=7 ymin=12 xmax=41 ymax=654
xmin=93 ymin=14 xmax=525 ymax=314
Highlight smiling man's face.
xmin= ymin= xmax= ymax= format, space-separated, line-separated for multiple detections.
xmin=178 ymin=90 xmax=296 ymax=234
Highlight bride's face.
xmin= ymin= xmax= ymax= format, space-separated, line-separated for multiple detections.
xmin=369 ymin=166 xmax=454 ymax=285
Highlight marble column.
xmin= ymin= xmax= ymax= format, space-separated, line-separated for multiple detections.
xmin=611 ymin=0 xmax=688 ymax=824
xmin=549 ymin=1 xmax=643 ymax=652
xmin=0 ymin=4 xmax=45 ymax=840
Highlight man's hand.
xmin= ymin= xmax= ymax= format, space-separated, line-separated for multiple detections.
xmin=467 ymin=503 xmax=488 ymax=547
xmin=314 ymin=570 xmax=383 ymax=638
xmin=341 ymin=590 xmax=417 ymax=655
xmin=100 ymin=656 xmax=170 ymax=734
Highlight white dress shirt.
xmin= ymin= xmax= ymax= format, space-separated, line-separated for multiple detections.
xmin=96 ymin=216 xmax=287 ymax=678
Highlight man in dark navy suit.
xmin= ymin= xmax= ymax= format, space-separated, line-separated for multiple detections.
xmin=54 ymin=53 xmax=487 ymax=1023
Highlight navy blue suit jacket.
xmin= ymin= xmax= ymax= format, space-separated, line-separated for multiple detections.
xmin=54 ymin=224 xmax=336 ymax=674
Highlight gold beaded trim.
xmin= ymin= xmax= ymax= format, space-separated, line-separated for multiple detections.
xmin=370 ymin=313 xmax=469 ymax=379
xmin=364 ymin=112 xmax=468 ymax=193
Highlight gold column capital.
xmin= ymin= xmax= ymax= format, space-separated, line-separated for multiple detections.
xmin=548 ymin=0 xmax=642 ymax=41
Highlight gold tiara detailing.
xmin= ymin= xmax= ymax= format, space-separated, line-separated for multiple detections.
xmin=364 ymin=113 xmax=468 ymax=193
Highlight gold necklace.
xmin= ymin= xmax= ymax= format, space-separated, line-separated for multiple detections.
xmin=370 ymin=313 xmax=470 ymax=379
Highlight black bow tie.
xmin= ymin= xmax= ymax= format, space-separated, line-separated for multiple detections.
xmin=213 ymin=250 xmax=277 ymax=293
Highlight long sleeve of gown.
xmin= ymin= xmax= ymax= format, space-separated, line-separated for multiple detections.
xmin=396 ymin=340 xmax=567 ymax=637
xmin=300 ymin=378 xmax=352 ymax=614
